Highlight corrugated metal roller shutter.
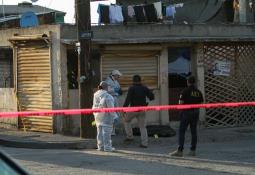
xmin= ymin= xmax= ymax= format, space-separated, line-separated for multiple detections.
xmin=101 ymin=50 xmax=159 ymax=89
xmin=16 ymin=41 xmax=53 ymax=133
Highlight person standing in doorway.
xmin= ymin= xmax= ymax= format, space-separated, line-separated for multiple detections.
xmin=123 ymin=75 xmax=154 ymax=148
xmin=92 ymin=81 xmax=118 ymax=152
xmin=105 ymin=70 xmax=123 ymax=136
xmin=170 ymin=76 xmax=203 ymax=157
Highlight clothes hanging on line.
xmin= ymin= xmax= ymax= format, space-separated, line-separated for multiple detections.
xmin=153 ymin=1 xmax=163 ymax=20
xmin=127 ymin=5 xmax=135 ymax=18
xmin=97 ymin=4 xmax=110 ymax=24
xmin=97 ymin=1 xmax=182 ymax=24
xmin=144 ymin=4 xmax=158 ymax=22
xmin=166 ymin=5 xmax=176 ymax=18
xmin=109 ymin=5 xmax=124 ymax=24
xmin=121 ymin=5 xmax=129 ymax=23
xmin=134 ymin=5 xmax=147 ymax=22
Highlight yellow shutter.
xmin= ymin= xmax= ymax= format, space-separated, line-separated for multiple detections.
xmin=11 ymin=38 xmax=53 ymax=133
xmin=101 ymin=50 xmax=159 ymax=90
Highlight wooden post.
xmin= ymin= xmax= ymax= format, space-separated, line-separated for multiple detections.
xmin=76 ymin=0 xmax=96 ymax=138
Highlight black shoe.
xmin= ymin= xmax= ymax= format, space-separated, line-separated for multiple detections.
xmin=170 ymin=150 xmax=183 ymax=157
xmin=139 ymin=144 xmax=148 ymax=148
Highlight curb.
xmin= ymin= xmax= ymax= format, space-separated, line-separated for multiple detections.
xmin=0 ymin=139 xmax=97 ymax=149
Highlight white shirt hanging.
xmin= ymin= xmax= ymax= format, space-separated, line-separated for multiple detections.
xmin=109 ymin=5 xmax=124 ymax=24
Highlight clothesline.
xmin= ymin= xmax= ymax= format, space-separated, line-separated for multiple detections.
xmin=97 ymin=1 xmax=184 ymax=25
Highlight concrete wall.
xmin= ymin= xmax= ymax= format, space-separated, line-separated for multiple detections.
xmin=159 ymin=47 xmax=169 ymax=125
xmin=91 ymin=24 xmax=255 ymax=44
xmin=61 ymin=24 xmax=255 ymax=45
xmin=67 ymin=89 xmax=80 ymax=136
xmin=51 ymin=26 xmax=69 ymax=133
xmin=60 ymin=24 xmax=77 ymax=40
xmin=195 ymin=44 xmax=206 ymax=122
xmin=0 ymin=25 xmax=59 ymax=47
xmin=0 ymin=88 xmax=17 ymax=129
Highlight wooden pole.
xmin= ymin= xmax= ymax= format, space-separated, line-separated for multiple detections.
xmin=75 ymin=0 xmax=96 ymax=138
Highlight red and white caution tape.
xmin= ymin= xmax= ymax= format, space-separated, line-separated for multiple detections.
xmin=0 ymin=102 xmax=255 ymax=118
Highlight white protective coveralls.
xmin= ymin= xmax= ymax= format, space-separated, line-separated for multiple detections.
xmin=92 ymin=89 xmax=118 ymax=151
xmin=105 ymin=75 xmax=122 ymax=134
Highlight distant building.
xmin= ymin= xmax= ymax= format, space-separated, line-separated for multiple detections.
xmin=0 ymin=1 xmax=66 ymax=28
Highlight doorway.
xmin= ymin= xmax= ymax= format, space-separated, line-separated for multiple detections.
xmin=168 ymin=47 xmax=191 ymax=121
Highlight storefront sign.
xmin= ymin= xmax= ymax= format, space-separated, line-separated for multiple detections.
xmin=79 ymin=31 xmax=93 ymax=40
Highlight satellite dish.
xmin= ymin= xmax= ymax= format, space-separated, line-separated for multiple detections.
xmin=30 ymin=0 xmax=39 ymax=2
xmin=20 ymin=11 xmax=39 ymax=28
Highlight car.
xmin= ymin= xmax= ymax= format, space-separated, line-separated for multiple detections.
xmin=0 ymin=150 xmax=30 ymax=175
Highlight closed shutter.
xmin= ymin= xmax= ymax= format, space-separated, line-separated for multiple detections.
xmin=13 ymin=39 xmax=53 ymax=133
xmin=101 ymin=50 xmax=159 ymax=89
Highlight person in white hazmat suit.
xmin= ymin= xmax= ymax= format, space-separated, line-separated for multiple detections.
xmin=105 ymin=70 xmax=123 ymax=135
xmin=92 ymin=81 xmax=118 ymax=152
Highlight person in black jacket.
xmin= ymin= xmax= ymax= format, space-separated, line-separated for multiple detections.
xmin=123 ymin=75 xmax=154 ymax=148
xmin=171 ymin=76 xmax=203 ymax=157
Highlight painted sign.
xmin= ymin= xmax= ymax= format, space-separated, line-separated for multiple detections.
xmin=213 ymin=60 xmax=231 ymax=76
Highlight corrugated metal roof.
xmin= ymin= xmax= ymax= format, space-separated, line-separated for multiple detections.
xmin=1 ymin=4 xmax=65 ymax=17
xmin=0 ymin=11 xmax=57 ymax=23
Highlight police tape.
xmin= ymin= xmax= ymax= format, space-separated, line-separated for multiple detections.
xmin=0 ymin=102 xmax=255 ymax=118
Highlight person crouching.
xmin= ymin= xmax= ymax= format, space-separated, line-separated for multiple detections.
xmin=92 ymin=81 xmax=118 ymax=152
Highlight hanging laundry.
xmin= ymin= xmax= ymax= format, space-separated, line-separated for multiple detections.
xmin=144 ymin=4 xmax=158 ymax=22
xmin=153 ymin=1 xmax=163 ymax=20
xmin=233 ymin=0 xmax=240 ymax=23
xmin=175 ymin=3 xmax=184 ymax=8
xmin=134 ymin=5 xmax=147 ymax=22
xmin=166 ymin=5 xmax=176 ymax=18
xmin=162 ymin=4 xmax=166 ymax=17
xmin=127 ymin=5 xmax=135 ymax=18
xmin=122 ymin=5 xmax=129 ymax=24
xmin=109 ymin=5 xmax=124 ymax=24
xmin=97 ymin=4 xmax=110 ymax=24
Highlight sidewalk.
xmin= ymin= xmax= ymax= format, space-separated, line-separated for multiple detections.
xmin=0 ymin=128 xmax=96 ymax=149
xmin=1 ymin=126 xmax=255 ymax=149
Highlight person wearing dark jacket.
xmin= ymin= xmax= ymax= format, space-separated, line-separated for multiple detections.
xmin=171 ymin=76 xmax=204 ymax=157
xmin=123 ymin=75 xmax=154 ymax=148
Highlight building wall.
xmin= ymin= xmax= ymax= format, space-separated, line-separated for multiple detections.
xmin=0 ymin=48 xmax=13 ymax=88
xmin=159 ymin=47 xmax=169 ymax=125
xmin=0 ymin=25 xmax=69 ymax=133
xmin=68 ymin=89 xmax=80 ymax=136
xmin=0 ymin=88 xmax=17 ymax=129
xmin=195 ymin=44 xmax=206 ymax=122
xmin=51 ymin=26 xmax=69 ymax=133
xmin=91 ymin=24 xmax=255 ymax=44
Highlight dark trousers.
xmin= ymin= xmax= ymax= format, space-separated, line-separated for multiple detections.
xmin=178 ymin=110 xmax=199 ymax=151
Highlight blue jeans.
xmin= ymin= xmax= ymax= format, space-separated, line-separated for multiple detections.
xmin=178 ymin=109 xmax=199 ymax=151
